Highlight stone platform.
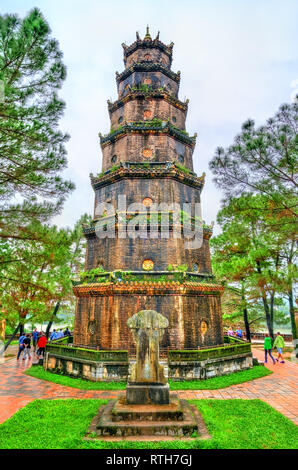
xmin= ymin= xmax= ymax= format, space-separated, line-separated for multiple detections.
xmin=86 ymin=395 xmax=210 ymax=440
xmin=126 ymin=382 xmax=169 ymax=405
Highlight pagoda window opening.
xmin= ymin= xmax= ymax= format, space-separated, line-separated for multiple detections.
xmin=118 ymin=116 xmax=123 ymax=124
xmin=144 ymin=109 xmax=153 ymax=119
xmin=178 ymin=154 xmax=184 ymax=164
xmin=111 ymin=155 xmax=117 ymax=163
xmin=142 ymin=259 xmax=154 ymax=271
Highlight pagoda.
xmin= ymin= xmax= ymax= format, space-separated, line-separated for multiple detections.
xmin=73 ymin=29 xmax=225 ymax=352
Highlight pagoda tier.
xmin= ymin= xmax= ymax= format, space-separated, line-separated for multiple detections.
xmin=99 ymin=29 xmax=195 ymax=172
xmin=73 ymin=29 xmax=224 ymax=352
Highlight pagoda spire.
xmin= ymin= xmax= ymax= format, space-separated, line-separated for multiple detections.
xmin=144 ymin=25 xmax=151 ymax=40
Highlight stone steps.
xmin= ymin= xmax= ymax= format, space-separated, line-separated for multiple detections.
xmin=87 ymin=398 xmax=211 ymax=439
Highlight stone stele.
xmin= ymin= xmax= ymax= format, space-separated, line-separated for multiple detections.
xmin=126 ymin=309 xmax=169 ymax=404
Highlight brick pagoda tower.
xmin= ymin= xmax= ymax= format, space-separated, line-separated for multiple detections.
xmin=73 ymin=29 xmax=224 ymax=352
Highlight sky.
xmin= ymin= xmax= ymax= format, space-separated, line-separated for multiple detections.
xmin=1 ymin=0 xmax=298 ymax=233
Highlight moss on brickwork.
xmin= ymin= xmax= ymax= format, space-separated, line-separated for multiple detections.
xmin=45 ymin=343 xmax=128 ymax=363
xmin=168 ymin=343 xmax=251 ymax=362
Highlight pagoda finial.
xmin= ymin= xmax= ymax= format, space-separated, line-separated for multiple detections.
xmin=144 ymin=25 xmax=151 ymax=40
xmin=136 ymin=31 xmax=140 ymax=40
xmin=156 ymin=31 xmax=160 ymax=40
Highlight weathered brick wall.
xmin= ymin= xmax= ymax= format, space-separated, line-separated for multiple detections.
xmin=110 ymin=97 xmax=186 ymax=130
xmin=85 ymin=232 xmax=212 ymax=273
xmin=101 ymin=133 xmax=194 ymax=172
xmin=94 ymin=178 xmax=201 ymax=212
xmin=73 ymin=289 xmax=223 ymax=351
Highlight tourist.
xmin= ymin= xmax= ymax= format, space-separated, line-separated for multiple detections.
xmin=64 ymin=327 xmax=71 ymax=337
xmin=32 ymin=328 xmax=39 ymax=352
xmin=235 ymin=326 xmax=243 ymax=339
xmin=57 ymin=328 xmax=64 ymax=339
xmin=17 ymin=332 xmax=26 ymax=360
xmin=264 ymin=334 xmax=276 ymax=364
xmin=273 ymin=332 xmax=285 ymax=363
xmin=22 ymin=334 xmax=32 ymax=360
xmin=50 ymin=329 xmax=58 ymax=341
xmin=227 ymin=326 xmax=234 ymax=337
xmin=37 ymin=332 xmax=47 ymax=358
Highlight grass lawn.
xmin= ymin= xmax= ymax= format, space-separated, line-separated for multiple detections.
xmin=25 ymin=365 xmax=271 ymax=390
xmin=0 ymin=398 xmax=296 ymax=449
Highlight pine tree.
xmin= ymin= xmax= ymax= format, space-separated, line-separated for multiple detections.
xmin=211 ymin=194 xmax=295 ymax=340
xmin=0 ymin=8 xmax=74 ymax=241
xmin=209 ymin=101 xmax=298 ymax=222
xmin=0 ymin=214 xmax=91 ymax=351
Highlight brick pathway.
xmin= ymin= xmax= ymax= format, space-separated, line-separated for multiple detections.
xmin=0 ymin=348 xmax=297 ymax=425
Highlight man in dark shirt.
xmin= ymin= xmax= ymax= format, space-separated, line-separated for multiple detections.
xmin=32 ymin=328 xmax=39 ymax=352
xmin=22 ymin=334 xmax=31 ymax=360
xmin=17 ymin=333 xmax=26 ymax=360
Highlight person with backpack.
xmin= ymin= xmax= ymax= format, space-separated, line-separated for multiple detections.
xmin=22 ymin=334 xmax=32 ymax=360
xmin=17 ymin=332 xmax=26 ymax=360
xmin=264 ymin=334 xmax=276 ymax=364
xmin=32 ymin=328 xmax=39 ymax=352
xmin=273 ymin=332 xmax=285 ymax=363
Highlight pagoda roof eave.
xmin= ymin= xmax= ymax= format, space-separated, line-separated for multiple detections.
xmin=108 ymin=90 xmax=188 ymax=114
xmin=90 ymin=163 xmax=205 ymax=191
xmin=116 ymin=62 xmax=180 ymax=84
xmin=99 ymin=125 xmax=196 ymax=148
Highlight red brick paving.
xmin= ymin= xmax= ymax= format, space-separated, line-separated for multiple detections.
xmin=0 ymin=348 xmax=297 ymax=426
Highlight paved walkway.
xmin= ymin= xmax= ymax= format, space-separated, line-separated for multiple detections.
xmin=0 ymin=348 xmax=297 ymax=425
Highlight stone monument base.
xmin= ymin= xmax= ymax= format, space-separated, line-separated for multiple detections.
xmin=85 ymin=395 xmax=210 ymax=440
xmin=126 ymin=382 xmax=169 ymax=405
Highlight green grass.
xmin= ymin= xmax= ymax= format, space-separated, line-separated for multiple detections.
xmin=25 ymin=366 xmax=126 ymax=390
xmin=169 ymin=366 xmax=272 ymax=389
xmin=0 ymin=398 xmax=296 ymax=449
xmin=25 ymin=365 xmax=271 ymax=390
xmin=5 ymin=340 xmax=19 ymax=346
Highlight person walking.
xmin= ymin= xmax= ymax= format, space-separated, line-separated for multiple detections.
xmin=273 ymin=332 xmax=285 ymax=363
xmin=37 ymin=332 xmax=47 ymax=359
xmin=50 ymin=329 xmax=58 ymax=341
xmin=17 ymin=332 xmax=26 ymax=360
xmin=264 ymin=334 xmax=276 ymax=364
xmin=32 ymin=328 xmax=39 ymax=352
xmin=22 ymin=334 xmax=32 ymax=360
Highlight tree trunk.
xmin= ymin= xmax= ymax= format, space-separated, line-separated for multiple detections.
xmin=261 ymin=294 xmax=274 ymax=341
xmin=270 ymin=292 xmax=275 ymax=332
xmin=45 ymin=302 xmax=60 ymax=339
xmin=243 ymin=307 xmax=251 ymax=342
xmin=256 ymin=261 xmax=274 ymax=340
xmin=288 ymin=288 xmax=297 ymax=340
xmin=241 ymin=282 xmax=251 ymax=341
xmin=0 ymin=322 xmax=21 ymax=355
